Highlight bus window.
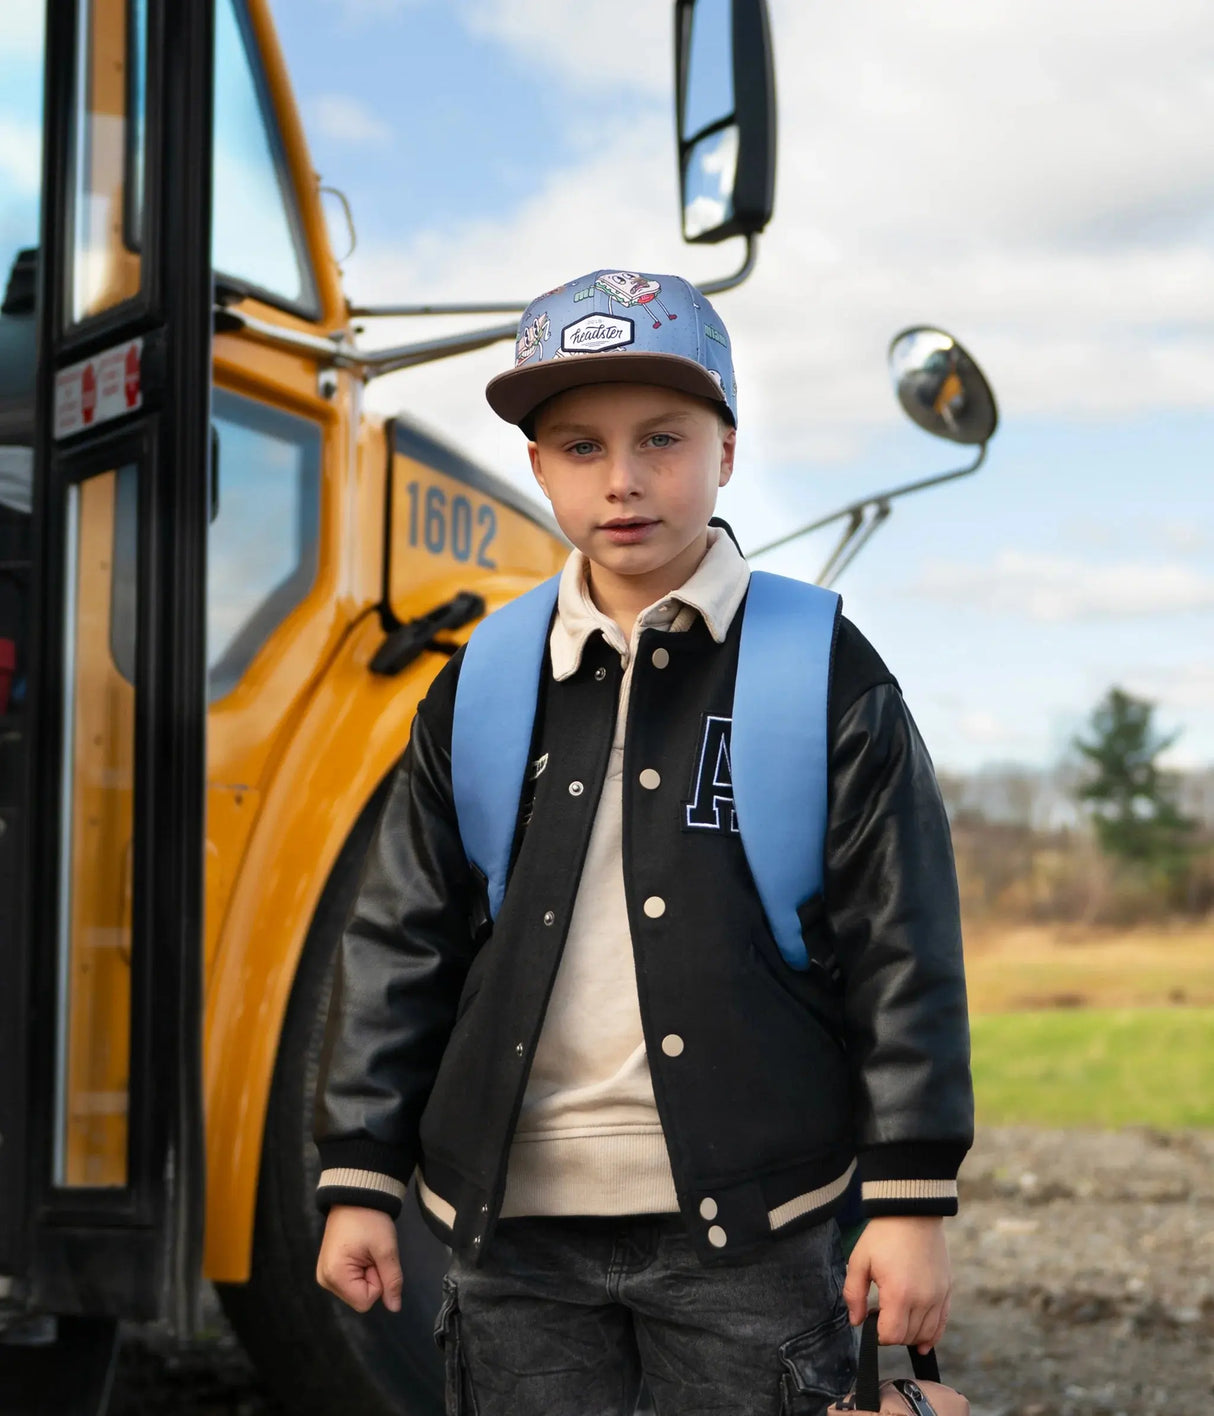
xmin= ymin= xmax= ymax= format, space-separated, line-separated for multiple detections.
xmin=0 ymin=11 xmax=44 ymax=293
xmin=213 ymin=0 xmax=318 ymax=315
xmin=106 ymin=391 xmax=322 ymax=703
xmin=207 ymin=390 xmax=321 ymax=701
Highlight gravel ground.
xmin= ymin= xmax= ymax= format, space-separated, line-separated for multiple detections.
xmin=107 ymin=1126 xmax=1214 ymax=1415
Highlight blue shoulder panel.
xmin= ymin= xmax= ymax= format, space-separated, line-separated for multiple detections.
xmin=451 ymin=575 xmax=560 ymax=917
xmin=732 ymin=572 xmax=841 ymax=969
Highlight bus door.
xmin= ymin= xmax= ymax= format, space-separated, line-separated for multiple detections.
xmin=0 ymin=0 xmax=214 ymax=1331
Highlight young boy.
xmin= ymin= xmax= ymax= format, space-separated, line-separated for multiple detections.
xmin=314 ymin=270 xmax=974 ymax=1416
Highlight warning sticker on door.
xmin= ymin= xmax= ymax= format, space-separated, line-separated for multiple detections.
xmin=54 ymin=338 xmax=144 ymax=440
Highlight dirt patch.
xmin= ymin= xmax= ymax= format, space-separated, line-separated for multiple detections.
xmin=107 ymin=1126 xmax=1214 ymax=1414
xmin=903 ymin=1125 xmax=1214 ymax=1415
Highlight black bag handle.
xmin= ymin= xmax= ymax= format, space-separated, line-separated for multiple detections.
xmin=854 ymin=1309 xmax=942 ymax=1412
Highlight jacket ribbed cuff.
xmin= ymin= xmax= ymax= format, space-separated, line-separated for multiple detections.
xmin=314 ymin=1139 xmax=415 ymax=1217
xmin=856 ymin=1140 xmax=968 ymax=1218
xmin=316 ymin=1137 xmax=414 ymax=1183
xmin=316 ymin=1166 xmax=407 ymax=1220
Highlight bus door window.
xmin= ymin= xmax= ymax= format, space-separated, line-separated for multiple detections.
xmin=65 ymin=0 xmax=148 ymax=327
xmin=55 ymin=463 xmax=139 ymax=1188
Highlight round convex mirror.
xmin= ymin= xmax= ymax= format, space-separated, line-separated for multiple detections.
xmin=888 ymin=327 xmax=998 ymax=445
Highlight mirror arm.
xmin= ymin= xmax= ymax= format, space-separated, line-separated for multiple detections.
xmin=811 ymin=507 xmax=863 ymax=586
xmin=819 ymin=502 xmax=891 ymax=587
xmin=745 ymin=442 xmax=987 ymax=567
xmin=347 ymin=298 xmax=528 ymax=318
xmin=697 ymin=233 xmax=759 ymax=296
xmin=213 ymin=304 xmax=518 ymax=379
xmin=357 ymin=320 xmax=518 ymax=380
xmin=346 ymin=235 xmax=760 ymax=315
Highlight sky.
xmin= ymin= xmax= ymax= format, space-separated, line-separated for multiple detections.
xmin=3 ymin=1 xmax=1212 ymax=773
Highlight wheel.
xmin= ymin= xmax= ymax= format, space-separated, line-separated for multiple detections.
xmin=216 ymin=780 xmax=450 ymax=1416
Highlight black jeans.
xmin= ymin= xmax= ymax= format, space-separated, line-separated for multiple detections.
xmin=432 ymin=1213 xmax=857 ymax=1416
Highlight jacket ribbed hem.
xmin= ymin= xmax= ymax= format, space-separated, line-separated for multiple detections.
xmin=499 ymin=1127 xmax=679 ymax=1217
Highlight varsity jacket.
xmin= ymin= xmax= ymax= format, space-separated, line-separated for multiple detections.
xmin=313 ymin=549 xmax=974 ymax=1269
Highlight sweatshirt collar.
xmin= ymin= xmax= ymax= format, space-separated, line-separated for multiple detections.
xmin=550 ymin=524 xmax=751 ymax=681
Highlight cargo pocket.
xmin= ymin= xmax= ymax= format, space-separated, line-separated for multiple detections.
xmin=778 ymin=1302 xmax=857 ymax=1416
xmin=433 ymin=1274 xmax=478 ymax=1415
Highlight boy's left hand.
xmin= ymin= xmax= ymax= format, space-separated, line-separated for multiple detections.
xmin=842 ymin=1214 xmax=951 ymax=1354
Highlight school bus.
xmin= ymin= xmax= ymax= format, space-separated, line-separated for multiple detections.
xmin=0 ymin=3 xmax=996 ymax=1413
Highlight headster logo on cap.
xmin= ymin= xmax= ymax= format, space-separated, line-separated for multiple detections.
xmin=561 ymin=314 xmax=634 ymax=355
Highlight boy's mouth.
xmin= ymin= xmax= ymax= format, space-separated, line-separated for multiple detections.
xmin=600 ymin=516 xmax=658 ymax=544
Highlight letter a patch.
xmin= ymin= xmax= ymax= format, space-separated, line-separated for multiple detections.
xmin=684 ymin=715 xmax=738 ymax=834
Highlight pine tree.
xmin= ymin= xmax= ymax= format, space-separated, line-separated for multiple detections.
xmin=1072 ymin=687 xmax=1196 ymax=881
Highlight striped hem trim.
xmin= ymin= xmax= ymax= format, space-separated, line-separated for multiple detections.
xmin=416 ymin=1170 xmax=457 ymax=1228
xmin=861 ymin=1178 xmax=958 ymax=1202
xmin=317 ymin=1168 xmax=408 ymax=1204
xmin=768 ymin=1158 xmax=857 ymax=1231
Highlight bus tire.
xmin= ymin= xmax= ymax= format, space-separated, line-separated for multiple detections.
xmin=216 ymin=778 xmax=449 ymax=1416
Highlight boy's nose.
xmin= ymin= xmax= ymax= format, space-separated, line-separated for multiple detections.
xmin=604 ymin=452 xmax=644 ymax=501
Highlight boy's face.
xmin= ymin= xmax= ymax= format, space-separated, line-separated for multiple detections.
xmin=527 ymin=382 xmax=735 ymax=584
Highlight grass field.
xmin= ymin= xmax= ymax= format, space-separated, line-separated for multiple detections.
xmin=962 ymin=921 xmax=1214 ymax=1013
xmin=971 ymin=1005 xmax=1214 ymax=1127
xmin=961 ymin=921 xmax=1214 ymax=1127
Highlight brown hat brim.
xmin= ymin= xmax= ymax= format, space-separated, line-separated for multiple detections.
xmin=485 ymin=351 xmax=733 ymax=431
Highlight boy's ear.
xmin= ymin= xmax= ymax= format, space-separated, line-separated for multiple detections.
xmin=718 ymin=423 xmax=737 ymax=488
xmin=528 ymin=441 xmax=550 ymax=499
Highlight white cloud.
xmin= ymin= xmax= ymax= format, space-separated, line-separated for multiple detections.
xmin=914 ymin=551 xmax=1214 ymax=622
xmin=315 ymin=0 xmax=427 ymax=20
xmin=958 ymin=711 xmax=1013 ymax=746
xmin=459 ymin=0 xmax=670 ymax=94
xmin=1125 ymin=663 xmax=1214 ymax=715
xmin=0 ymin=13 xmax=43 ymax=58
xmin=0 ymin=120 xmax=42 ymax=195
xmin=308 ymin=94 xmax=393 ymax=146
xmin=338 ymin=0 xmax=1214 ymax=489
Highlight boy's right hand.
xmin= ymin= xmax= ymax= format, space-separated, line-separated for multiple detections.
xmin=316 ymin=1204 xmax=403 ymax=1313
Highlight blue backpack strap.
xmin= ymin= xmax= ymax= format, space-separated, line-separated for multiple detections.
xmin=451 ymin=574 xmax=560 ymax=916
xmin=731 ymin=571 xmax=841 ymax=970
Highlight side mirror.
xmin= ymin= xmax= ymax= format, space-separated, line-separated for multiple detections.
xmin=888 ymin=326 xmax=998 ymax=446
xmin=675 ymin=0 xmax=776 ymax=244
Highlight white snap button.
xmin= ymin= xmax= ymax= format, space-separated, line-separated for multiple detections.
xmin=594 ymin=667 xmax=607 ymax=681
xmin=643 ymin=895 xmax=666 ymax=918
xmin=651 ymin=647 xmax=670 ymax=669
xmin=543 ymin=910 xmax=555 ymax=926
xmin=707 ymin=1225 xmax=727 ymax=1248
xmin=568 ymin=780 xmax=584 ymax=796
xmin=639 ymin=768 xmax=661 ymax=790
xmin=699 ymin=1197 xmax=718 ymax=1221
xmin=515 ymin=1042 xmax=524 ymax=1057
xmin=661 ymin=1033 xmax=684 ymax=1057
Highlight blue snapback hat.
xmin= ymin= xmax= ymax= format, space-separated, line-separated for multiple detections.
xmin=485 ymin=269 xmax=738 ymax=432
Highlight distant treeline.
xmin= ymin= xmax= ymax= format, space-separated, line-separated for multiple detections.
xmin=939 ymin=688 xmax=1214 ymax=925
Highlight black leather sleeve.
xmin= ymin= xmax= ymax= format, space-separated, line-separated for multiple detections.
xmin=826 ymin=618 xmax=974 ymax=1215
xmin=313 ymin=648 xmax=474 ymax=1214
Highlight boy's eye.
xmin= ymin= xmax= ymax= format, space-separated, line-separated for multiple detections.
xmin=569 ymin=440 xmax=598 ymax=456
xmin=647 ymin=433 xmax=676 ymax=448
